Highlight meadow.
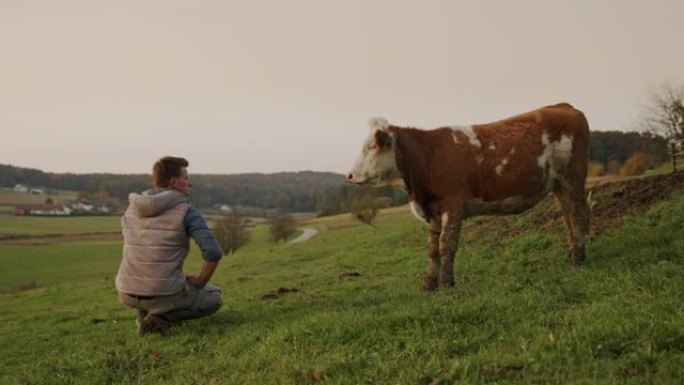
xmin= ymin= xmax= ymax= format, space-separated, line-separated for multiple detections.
xmin=0 ymin=215 xmax=121 ymax=237
xmin=1 ymin=186 xmax=683 ymax=384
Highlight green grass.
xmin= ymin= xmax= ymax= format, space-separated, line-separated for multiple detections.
xmin=1 ymin=194 xmax=683 ymax=384
xmin=0 ymin=215 xmax=121 ymax=236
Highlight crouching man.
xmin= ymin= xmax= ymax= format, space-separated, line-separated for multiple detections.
xmin=115 ymin=156 xmax=224 ymax=335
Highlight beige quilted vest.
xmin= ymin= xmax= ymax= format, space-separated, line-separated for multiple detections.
xmin=115 ymin=189 xmax=191 ymax=296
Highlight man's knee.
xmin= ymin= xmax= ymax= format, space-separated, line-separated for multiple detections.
xmin=201 ymin=285 xmax=223 ymax=313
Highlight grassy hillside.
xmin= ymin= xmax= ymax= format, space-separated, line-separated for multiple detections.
xmin=1 ymin=176 xmax=683 ymax=384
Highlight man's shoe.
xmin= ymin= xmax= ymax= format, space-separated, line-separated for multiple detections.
xmin=139 ymin=313 xmax=171 ymax=336
xmin=135 ymin=309 xmax=148 ymax=336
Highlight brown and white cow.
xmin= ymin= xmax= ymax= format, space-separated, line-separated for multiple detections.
xmin=347 ymin=103 xmax=590 ymax=290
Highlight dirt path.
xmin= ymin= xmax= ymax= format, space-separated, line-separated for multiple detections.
xmin=289 ymin=228 xmax=318 ymax=243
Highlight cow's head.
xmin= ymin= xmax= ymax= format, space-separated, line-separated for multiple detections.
xmin=347 ymin=118 xmax=402 ymax=186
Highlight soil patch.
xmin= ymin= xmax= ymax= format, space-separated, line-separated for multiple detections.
xmin=0 ymin=281 xmax=38 ymax=294
xmin=540 ymin=171 xmax=684 ymax=237
xmin=261 ymin=287 xmax=300 ymax=300
xmin=339 ymin=272 xmax=363 ymax=279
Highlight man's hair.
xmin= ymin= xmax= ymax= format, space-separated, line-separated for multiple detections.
xmin=152 ymin=156 xmax=189 ymax=188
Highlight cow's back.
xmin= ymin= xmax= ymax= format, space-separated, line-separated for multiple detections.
xmin=468 ymin=103 xmax=589 ymax=202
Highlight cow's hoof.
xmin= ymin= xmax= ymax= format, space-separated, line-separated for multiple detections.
xmin=423 ymin=278 xmax=438 ymax=291
xmin=439 ymin=277 xmax=455 ymax=288
xmin=569 ymin=247 xmax=586 ymax=266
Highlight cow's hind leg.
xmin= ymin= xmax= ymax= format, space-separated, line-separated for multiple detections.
xmin=553 ymin=181 xmax=590 ymax=265
xmin=424 ymin=229 xmax=441 ymax=291
xmin=438 ymin=212 xmax=463 ymax=288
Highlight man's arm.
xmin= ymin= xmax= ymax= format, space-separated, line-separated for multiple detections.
xmin=186 ymin=261 xmax=218 ymax=288
xmin=184 ymin=206 xmax=224 ymax=288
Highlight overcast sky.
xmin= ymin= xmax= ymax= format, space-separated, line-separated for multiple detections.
xmin=1 ymin=0 xmax=683 ymax=175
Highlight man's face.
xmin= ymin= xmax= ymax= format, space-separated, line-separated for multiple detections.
xmin=169 ymin=167 xmax=192 ymax=194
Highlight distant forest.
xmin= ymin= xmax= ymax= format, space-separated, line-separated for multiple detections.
xmin=0 ymin=165 xmax=407 ymax=215
xmin=589 ymin=131 xmax=668 ymax=167
xmin=0 ymin=130 xmax=669 ymax=215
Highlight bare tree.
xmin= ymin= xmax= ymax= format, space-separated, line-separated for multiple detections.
xmin=213 ymin=214 xmax=250 ymax=255
xmin=269 ymin=212 xmax=296 ymax=243
xmin=643 ymin=82 xmax=684 ymax=140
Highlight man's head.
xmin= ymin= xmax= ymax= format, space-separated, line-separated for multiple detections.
xmin=152 ymin=156 xmax=192 ymax=193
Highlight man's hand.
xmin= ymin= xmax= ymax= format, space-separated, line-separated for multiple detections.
xmin=185 ymin=275 xmax=207 ymax=288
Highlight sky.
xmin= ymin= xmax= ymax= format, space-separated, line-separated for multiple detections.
xmin=1 ymin=0 xmax=683 ymax=175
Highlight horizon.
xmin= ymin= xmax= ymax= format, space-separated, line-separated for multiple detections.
xmin=2 ymin=1 xmax=683 ymax=174
xmin=1 ymin=162 xmax=346 ymax=177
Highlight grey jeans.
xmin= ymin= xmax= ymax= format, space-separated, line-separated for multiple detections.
xmin=118 ymin=282 xmax=223 ymax=323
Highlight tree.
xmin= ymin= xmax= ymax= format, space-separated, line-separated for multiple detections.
xmin=269 ymin=212 xmax=296 ymax=243
xmin=212 ymin=214 xmax=250 ymax=255
xmin=643 ymin=82 xmax=684 ymax=140
xmin=606 ymin=159 xmax=622 ymax=175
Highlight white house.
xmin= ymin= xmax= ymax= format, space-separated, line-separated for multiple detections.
xmin=14 ymin=184 xmax=28 ymax=193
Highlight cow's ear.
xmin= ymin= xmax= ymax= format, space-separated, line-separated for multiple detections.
xmin=374 ymin=129 xmax=392 ymax=149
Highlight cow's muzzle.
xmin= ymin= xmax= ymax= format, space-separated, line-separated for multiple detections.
xmin=346 ymin=173 xmax=362 ymax=185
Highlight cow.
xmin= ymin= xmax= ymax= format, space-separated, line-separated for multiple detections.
xmin=347 ymin=103 xmax=590 ymax=291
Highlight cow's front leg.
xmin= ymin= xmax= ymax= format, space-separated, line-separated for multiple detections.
xmin=439 ymin=211 xmax=463 ymax=288
xmin=424 ymin=228 xmax=441 ymax=291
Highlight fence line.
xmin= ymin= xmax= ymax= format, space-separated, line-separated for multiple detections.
xmin=670 ymin=138 xmax=684 ymax=172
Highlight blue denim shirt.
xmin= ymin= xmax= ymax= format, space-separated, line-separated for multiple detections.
xmin=184 ymin=206 xmax=223 ymax=262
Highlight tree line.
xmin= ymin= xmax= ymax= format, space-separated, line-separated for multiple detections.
xmin=589 ymin=131 xmax=668 ymax=169
xmin=0 ymin=165 xmax=406 ymax=215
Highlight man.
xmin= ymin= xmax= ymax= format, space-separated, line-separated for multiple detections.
xmin=115 ymin=156 xmax=224 ymax=335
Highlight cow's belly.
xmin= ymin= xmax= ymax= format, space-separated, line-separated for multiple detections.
xmin=464 ymin=194 xmax=546 ymax=217
xmin=467 ymin=167 xmax=552 ymax=216
xmin=477 ymin=162 xmax=549 ymax=201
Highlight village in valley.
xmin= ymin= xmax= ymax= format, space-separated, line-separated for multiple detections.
xmin=11 ymin=183 xmax=113 ymax=216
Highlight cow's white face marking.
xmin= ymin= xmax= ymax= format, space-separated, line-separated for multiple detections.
xmin=488 ymin=144 xmax=496 ymax=151
xmin=450 ymin=126 xmax=481 ymax=148
xmin=348 ymin=118 xmax=401 ymax=186
xmin=475 ymin=155 xmax=484 ymax=165
xmin=537 ymin=132 xmax=574 ymax=179
xmin=510 ymin=148 xmax=516 ymax=155
xmin=495 ymin=157 xmax=509 ymax=175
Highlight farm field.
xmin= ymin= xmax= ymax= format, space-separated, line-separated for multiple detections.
xmin=1 ymin=173 xmax=683 ymax=384
xmin=0 ymin=189 xmax=120 ymax=237
xmin=0 ymin=215 xmax=121 ymax=237
xmin=0 ymin=188 xmax=78 ymax=204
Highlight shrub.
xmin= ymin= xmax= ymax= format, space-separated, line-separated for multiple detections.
xmin=213 ymin=214 xmax=250 ymax=255
xmin=620 ymin=152 xmax=652 ymax=176
xmin=351 ymin=196 xmax=380 ymax=227
xmin=269 ymin=213 xmax=296 ymax=243
xmin=588 ymin=161 xmax=605 ymax=177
